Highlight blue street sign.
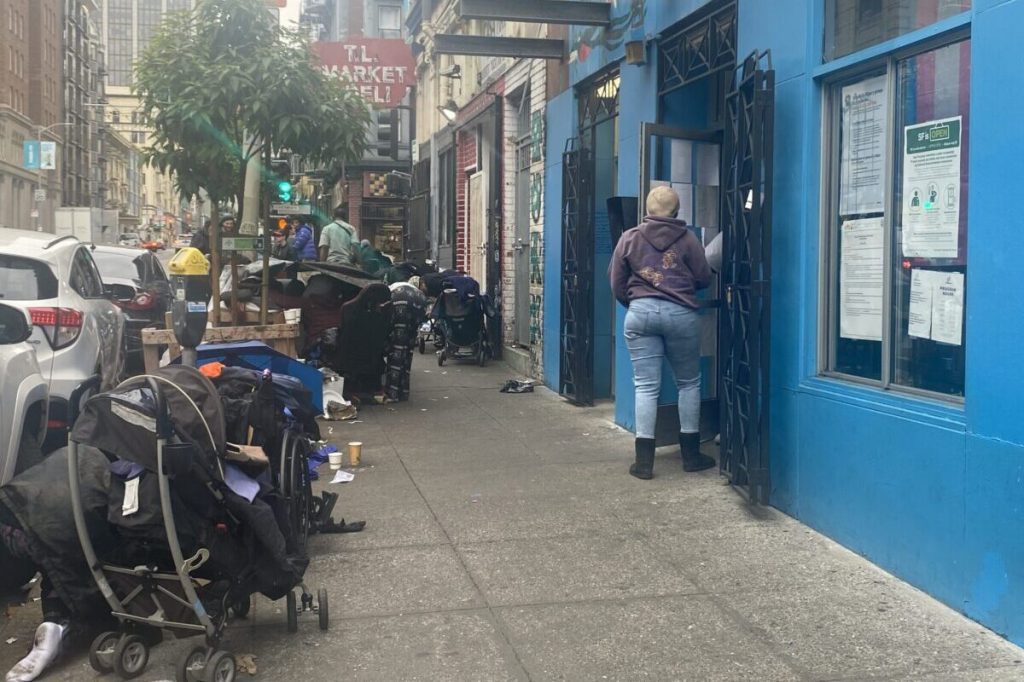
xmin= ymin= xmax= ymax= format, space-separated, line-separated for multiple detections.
xmin=23 ymin=140 xmax=40 ymax=170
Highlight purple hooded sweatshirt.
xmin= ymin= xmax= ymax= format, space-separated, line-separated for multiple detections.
xmin=609 ymin=215 xmax=712 ymax=310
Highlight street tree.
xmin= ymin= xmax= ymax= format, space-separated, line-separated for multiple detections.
xmin=134 ymin=0 xmax=370 ymax=216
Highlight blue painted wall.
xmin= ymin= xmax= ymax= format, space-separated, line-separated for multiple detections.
xmin=543 ymin=90 xmax=574 ymax=391
xmin=544 ymin=0 xmax=1024 ymax=648
xmin=736 ymin=0 xmax=1024 ymax=647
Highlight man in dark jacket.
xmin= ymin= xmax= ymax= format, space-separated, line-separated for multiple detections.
xmin=609 ymin=185 xmax=715 ymax=480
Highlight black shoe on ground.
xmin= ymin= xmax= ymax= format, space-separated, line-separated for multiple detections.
xmin=630 ymin=438 xmax=655 ymax=480
xmin=679 ymin=432 xmax=716 ymax=472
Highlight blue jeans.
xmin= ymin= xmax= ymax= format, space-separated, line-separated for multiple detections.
xmin=624 ymin=297 xmax=701 ymax=440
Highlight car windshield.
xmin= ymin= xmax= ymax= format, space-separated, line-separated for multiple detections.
xmin=91 ymin=250 xmax=146 ymax=282
xmin=0 ymin=255 xmax=58 ymax=300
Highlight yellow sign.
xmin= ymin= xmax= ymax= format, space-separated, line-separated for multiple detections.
xmin=168 ymin=247 xmax=210 ymax=276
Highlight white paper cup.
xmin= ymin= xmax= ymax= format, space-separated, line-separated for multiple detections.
xmin=328 ymin=451 xmax=344 ymax=470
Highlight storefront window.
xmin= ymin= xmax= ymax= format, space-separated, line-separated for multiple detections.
xmin=823 ymin=37 xmax=970 ymax=398
xmin=825 ymin=0 xmax=971 ymax=61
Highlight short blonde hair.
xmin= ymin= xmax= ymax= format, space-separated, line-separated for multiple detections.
xmin=646 ymin=186 xmax=680 ymax=218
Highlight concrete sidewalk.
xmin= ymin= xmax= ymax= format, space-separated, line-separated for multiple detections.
xmin=4 ymin=353 xmax=1023 ymax=680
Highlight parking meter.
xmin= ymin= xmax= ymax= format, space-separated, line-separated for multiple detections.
xmin=167 ymin=247 xmax=210 ymax=366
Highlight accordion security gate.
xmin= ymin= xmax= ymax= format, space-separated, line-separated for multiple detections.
xmin=719 ymin=51 xmax=775 ymax=505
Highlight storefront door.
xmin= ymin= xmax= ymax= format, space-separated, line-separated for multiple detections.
xmin=468 ymin=171 xmax=487 ymax=284
xmin=639 ymin=123 xmax=723 ymax=443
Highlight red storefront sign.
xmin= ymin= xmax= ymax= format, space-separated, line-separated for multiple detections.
xmin=313 ymin=40 xmax=416 ymax=108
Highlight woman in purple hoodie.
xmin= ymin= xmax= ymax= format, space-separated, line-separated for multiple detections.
xmin=609 ymin=186 xmax=716 ymax=480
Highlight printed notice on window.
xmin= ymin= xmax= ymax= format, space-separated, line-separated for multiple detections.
xmin=907 ymin=269 xmax=964 ymax=346
xmin=902 ymin=116 xmax=962 ymax=258
xmin=840 ymin=75 xmax=888 ymax=216
xmin=840 ymin=218 xmax=884 ymax=341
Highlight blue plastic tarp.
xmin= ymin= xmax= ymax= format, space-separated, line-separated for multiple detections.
xmin=184 ymin=341 xmax=324 ymax=411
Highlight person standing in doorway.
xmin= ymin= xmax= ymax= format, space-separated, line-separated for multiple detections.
xmin=318 ymin=206 xmax=358 ymax=266
xmin=609 ymin=186 xmax=715 ymax=480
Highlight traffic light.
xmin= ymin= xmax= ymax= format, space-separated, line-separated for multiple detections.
xmin=277 ymin=180 xmax=293 ymax=202
xmin=277 ymin=218 xmax=288 ymax=230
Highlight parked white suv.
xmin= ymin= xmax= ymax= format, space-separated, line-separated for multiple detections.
xmin=0 ymin=304 xmax=48 ymax=485
xmin=0 ymin=229 xmax=125 ymax=441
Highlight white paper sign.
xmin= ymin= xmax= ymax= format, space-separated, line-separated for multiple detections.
xmin=840 ymin=218 xmax=884 ymax=341
xmin=907 ymin=269 xmax=935 ymax=339
xmin=902 ymin=116 xmax=962 ymax=258
xmin=906 ymin=269 xmax=964 ymax=346
xmin=931 ymin=271 xmax=964 ymax=346
xmin=840 ymin=75 xmax=888 ymax=216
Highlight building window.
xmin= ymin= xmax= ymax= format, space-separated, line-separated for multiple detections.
xmin=825 ymin=0 xmax=971 ymax=61
xmin=822 ymin=36 xmax=970 ymax=398
xmin=378 ymin=5 xmax=402 ymax=39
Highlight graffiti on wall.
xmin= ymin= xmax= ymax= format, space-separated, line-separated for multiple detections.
xmin=569 ymin=0 xmax=647 ymax=63
xmin=530 ymin=111 xmax=545 ymax=162
xmin=530 ymin=171 xmax=544 ymax=224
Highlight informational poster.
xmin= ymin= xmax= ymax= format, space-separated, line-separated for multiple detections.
xmin=840 ymin=218 xmax=884 ymax=341
xmin=931 ymin=271 xmax=965 ymax=346
xmin=907 ymin=269 xmax=935 ymax=339
xmin=901 ymin=116 xmax=962 ymax=258
xmin=840 ymin=75 xmax=888 ymax=216
xmin=907 ymin=269 xmax=965 ymax=346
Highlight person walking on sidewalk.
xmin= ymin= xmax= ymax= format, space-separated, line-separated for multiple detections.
xmin=609 ymin=185 xmax=717 ymax=480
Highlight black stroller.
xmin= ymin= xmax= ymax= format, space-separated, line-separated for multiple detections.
xmin=68 ymin=366 xmax=326 ymax=682
xmin=435 ymin=287 xmax=490 ymax=367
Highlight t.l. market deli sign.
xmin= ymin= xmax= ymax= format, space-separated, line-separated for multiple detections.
xmin=313 ymin=40 xmax=415 ymax=108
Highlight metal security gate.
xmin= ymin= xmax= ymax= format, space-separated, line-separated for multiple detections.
xmin=560 ymin=138 xmax=594 ymax=405
xmin=719 ymin=51 xmax=774 ymax=505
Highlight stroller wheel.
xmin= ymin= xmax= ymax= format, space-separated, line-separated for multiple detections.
xmin=438 ymin=351 xmax=445 ymax=367
xmin=478 ymin=348 xmax=487 ymax=367
xmin=317 ymin=588 xmax=329 ymax=631
xmin=286 ymin=590 xmax=298 ymax=633
xmin=231 ymin=596 xmax=251 ymax=619
xmin=419 ymin=337 xmax=426 ymax=354
xmin=206 ymin=650 xmax=237 ymax=682
xmin=88 ymin=630 xmax=119 ymax=673
xmin=175 ymin=645 xmax=207 ymax=682
xmin=113 ymin=634 xmax=149 ymax=679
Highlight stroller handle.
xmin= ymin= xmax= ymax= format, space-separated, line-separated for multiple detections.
xmin=145 ymin=376 xmax=174 ymax=440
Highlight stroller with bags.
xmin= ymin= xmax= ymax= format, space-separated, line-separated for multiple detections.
xmin=434 ymin=286 xmax=491 ymax=367
xmin=68 ymin=366 xmax=326 ymax=682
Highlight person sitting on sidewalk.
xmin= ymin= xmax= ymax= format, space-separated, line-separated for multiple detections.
xmin=609 ymin=185 xmax=716 ymax=480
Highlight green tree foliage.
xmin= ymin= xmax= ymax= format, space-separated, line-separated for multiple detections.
xmin=134 ymin=0 xmax=370 ymax=209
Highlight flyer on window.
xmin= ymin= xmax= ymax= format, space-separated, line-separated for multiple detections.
xmin=840 ymin=217 xmax=884 ymax=342
xmin=907 ymin=269 xmax=965 ymax=346
xmin=839 ymin=75 xmax=888 ymax=216
xmin=901 ymin=116 xmax=962 ymax=259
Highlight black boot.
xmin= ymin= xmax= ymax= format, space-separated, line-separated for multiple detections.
xmin=679 ymin=432 xmax=716 ymax=472
xmin=629 ymin=438 xmax=655 ymax=480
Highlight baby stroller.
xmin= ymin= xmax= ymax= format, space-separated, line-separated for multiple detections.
xmin=435 ymin=288 xmax=490 ymax=367
xmin=68 ymin=366 xmax=326 ymax=682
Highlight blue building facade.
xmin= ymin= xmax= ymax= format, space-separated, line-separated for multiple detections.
xmin=543 ymin=0 xmax=1024 ymax=646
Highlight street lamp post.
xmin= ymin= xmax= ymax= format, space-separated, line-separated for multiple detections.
xmin=33 ymin=121 xmax=74 ymax=232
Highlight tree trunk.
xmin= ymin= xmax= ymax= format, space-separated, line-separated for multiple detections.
xmin=209 ymin=202 xmax=221 ymax=328
xmin=259 ymin=142 xmax=272 ymax=325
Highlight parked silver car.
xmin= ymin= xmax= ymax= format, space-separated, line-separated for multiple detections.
xmin=0 ymin=304 xmax=48 ymax=485
xmin=0 ymin=229 xmax=125 ymax=444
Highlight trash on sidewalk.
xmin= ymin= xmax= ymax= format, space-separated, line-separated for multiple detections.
xmin=324 ymin=399 xmax=358 ymax=421
xmin=330 ymin=470 xmax=355 ymax=484
xmin=500 ymin=379 xmax=535 ymax=394
xmin=5 ymin=638 xmax=17 ymax=645
xmin=236 ymin=653 xmax=258 ymax=675
xmin=307 ymin=444 xmax=337 ymax=480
